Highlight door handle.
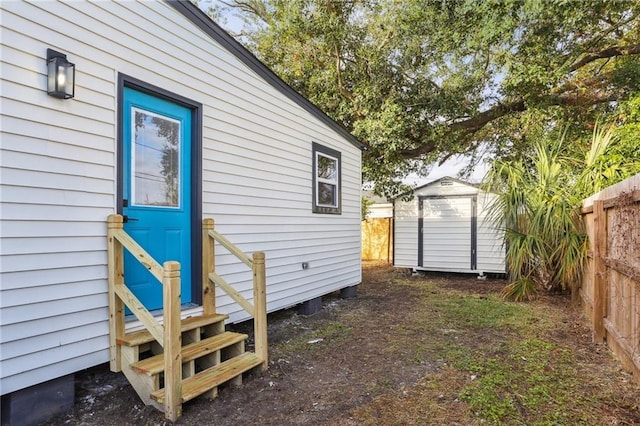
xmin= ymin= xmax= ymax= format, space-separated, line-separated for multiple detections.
xmin=123 ymin=215 xmax=138 ymax=223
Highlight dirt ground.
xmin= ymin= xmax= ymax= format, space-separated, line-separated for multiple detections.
xmin=45 ymin=262 xmax=639 ymax=425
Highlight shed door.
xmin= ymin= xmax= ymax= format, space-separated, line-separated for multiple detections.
xmin=122 ymin=87 xmax=192 ymax=310
xmin=420 ymin=197 xmax=473 ymax=271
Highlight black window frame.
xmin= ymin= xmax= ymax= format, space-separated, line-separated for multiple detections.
xmin=312 ymin=142 xmax=342 ymax=215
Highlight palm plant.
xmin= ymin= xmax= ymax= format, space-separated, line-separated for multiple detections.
xmin=485 ymin=125 xmax=625 ymax=301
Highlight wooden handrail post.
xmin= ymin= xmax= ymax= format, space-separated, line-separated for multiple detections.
xmin=202 ymin=218 xmax=216 ymax=315
xmin=592 ymin=200 xmax=607 ymax=343
xmin=162 ymin=261 xmax=182 ymax=422
xmin=252 ymin=252 xmax=268 ymax=370
xmin=107 ymin=214 xmax=125 ymax=372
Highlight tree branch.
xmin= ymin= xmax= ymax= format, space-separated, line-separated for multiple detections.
xmin=397 ymin=100 xmax=525 ymax=158
xmin=448 ymin=100 xmax=527 ymax=133
xmin=334 ymin=45 xmax=354 ymax=101
xmin=398 ymin=85 xmax=621 ymax=159
xmin=569 ymin=43 xmax=640 ymax=72
xmin=583 ymin=13 xmax=640 ymax=52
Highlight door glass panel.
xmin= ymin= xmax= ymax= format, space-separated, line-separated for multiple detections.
xmin=131 ymin=107 xmax=181 ymax=207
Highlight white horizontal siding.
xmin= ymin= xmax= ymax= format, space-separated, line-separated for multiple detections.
xmin=0 ymin=0 xmax=361 ymax=395
xmin=1 ymin=279 xmax=106 ymax=307
xmin=0 ymin=346 xmax=109 ymax=398
xmin=393 ymin=198 xmax=418 ymax=267
xmin=422 ymin=197 xmax=472 ymax=272
xmin=393 ymin=180 xmax=505 ymax=273
xmin=1 ymin=0 xmax=116 ymax=396
xmin=368 ymin=203 xmax=393 ymax=218
xmin=1 ymin=321 xmax=106 ymax=359
xmin=476 ymin=194 xmax=506 ymax=273
xmin=0 ymin=337 xmax=108 ymax=394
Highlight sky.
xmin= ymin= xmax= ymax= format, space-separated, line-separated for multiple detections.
xmin=199 ymin=1 xmax=488 ymax=186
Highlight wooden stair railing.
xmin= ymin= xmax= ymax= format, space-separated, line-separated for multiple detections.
xmin=203 ymin=218 xmax=268 ymax=371
xmin=107 ymin=215 xmax=268 ymax=422
xmin=107 ymin=214 xmax=182 ymax=421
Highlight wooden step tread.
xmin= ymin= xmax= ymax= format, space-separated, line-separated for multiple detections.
xmin=131 ymin=332 xmax=248 ymax=375
xmin=151 ymin=352 xmax=263 ymax=404
xmin=118 ymin=313 xmax=229 ymax=347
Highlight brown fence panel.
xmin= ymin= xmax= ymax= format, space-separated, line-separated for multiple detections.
xmin=581 ymin=175 xmax=640 ymax=384
xmin=362 ymin=217 xmax=393 ymax=262
xmin=581 ymin=210 xmax=596 ymax=326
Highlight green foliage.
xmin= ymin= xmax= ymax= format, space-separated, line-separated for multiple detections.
xmin=361 ymin=196 xmax=374 ymax=221
xmin=485 ymin=124 xmax=636 ymax=299
xmin=207 ymin=0 xmax=640 ymax=198
xmin=501 ymin=277 xmax=537 ymax=302
xmin=429 ymin=293 xmax=526 ymax=330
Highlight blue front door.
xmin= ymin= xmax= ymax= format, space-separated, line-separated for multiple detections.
xmin=122 ymin=87 xmax=192 ymax=310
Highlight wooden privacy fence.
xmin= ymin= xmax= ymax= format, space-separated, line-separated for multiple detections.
xmin=581 ymin=174 xmax=640 ymax=383
xmin=362 ymin=217 xmax=393 ymax=262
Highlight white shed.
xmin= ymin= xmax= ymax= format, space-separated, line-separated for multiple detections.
xmin=394 ymin=177 xmax=505 ymax=274
xmin=0 ymin=1 xmax=362 ymax=422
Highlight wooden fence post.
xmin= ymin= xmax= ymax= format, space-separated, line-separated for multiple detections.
xmin=592 ymin=200 xmax=607 ymax=343
xmin=252 ymin=252 xmax=268 ymax=370
xmin=202 ymin=218 xmax=216 ymax=315
xmin=162 ymin=261 xmax=182 ymax=422
xmin=107 ymin=214 xmax=124 ymax=372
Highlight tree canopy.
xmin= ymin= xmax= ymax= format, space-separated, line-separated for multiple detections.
xmin=208 ymin=0 xmax=640 ymax=197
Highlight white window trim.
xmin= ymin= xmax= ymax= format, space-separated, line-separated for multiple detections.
xmin=312 ymin=142 xmax=342 ymax=214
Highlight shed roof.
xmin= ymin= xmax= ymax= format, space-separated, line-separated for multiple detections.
xmin=411 ymin=176 xmax=480 ymax=193
xmin=168 ymin=1 xmax=365 ymax=151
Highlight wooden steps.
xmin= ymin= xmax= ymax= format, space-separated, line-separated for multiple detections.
xmin=116 ymin=313 xmax=263 ymax=415
xmin=131 ymin=332 xmax=248 ymax=375
xmin=151 ymin=352 xmax=263 ymax=404
xmin=107 ymin=216 xmax=269 ymax=421
xmin=117 ymin=313 xmax=229 ymax=347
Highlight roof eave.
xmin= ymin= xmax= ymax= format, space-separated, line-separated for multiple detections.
xmin=167 ymin=1 xmax=366 ymax=152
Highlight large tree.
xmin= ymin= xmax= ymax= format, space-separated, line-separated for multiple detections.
xmin=209 ymin=0 xmax=640 ymax=197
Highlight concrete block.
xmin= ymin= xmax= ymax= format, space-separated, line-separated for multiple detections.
xmin=298 ymin=296 xmax=322 ymax=315
xmin=340 ymin=285 xmax=358 ymax=299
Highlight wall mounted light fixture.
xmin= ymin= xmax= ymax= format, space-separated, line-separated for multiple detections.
xmin=47 ymin=48 xmax=75 ymax=99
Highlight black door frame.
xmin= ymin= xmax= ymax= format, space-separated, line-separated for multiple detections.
xmin=116 ymin=73 xmax=204 ymax=305
xmin=417 ymin=195 xmax=478 ymax=270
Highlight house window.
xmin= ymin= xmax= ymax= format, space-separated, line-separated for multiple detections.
xmin=312 ymin=142 xmax=341 ymax=214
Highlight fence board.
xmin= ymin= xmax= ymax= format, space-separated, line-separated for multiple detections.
xmin=362 ymin=217 xmax=393 ymax=261
xmin=581 ymin=174 xmax=640 ymax=384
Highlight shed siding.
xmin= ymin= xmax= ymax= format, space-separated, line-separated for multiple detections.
xmin=0 ymin=0 xmax=360 ymax=395
xmin=393 ymin=198 xmax=418 ymax=267
xmin=393 ymin=179 xmax=504 ymax=273
xmin=476 ymin=194 xmax=506 ymax=273
xmin=421 ymin=197 xmax=473 ymax=272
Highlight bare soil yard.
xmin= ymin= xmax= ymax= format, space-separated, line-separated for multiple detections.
xmin=46 ymin=262 xmax=639 ymax=425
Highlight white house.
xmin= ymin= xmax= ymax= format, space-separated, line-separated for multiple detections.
xmin=0 ymin=1 xmax=363 ymax=423
xmin=394 ymin=177 xmax=505 ymax=275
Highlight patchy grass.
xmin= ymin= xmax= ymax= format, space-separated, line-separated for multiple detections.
xmin=349 ymin=269 xmax=640 ymax=425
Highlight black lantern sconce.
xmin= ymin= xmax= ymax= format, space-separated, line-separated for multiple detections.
xmin=47 ymin=48 xmax=75 ymax=99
